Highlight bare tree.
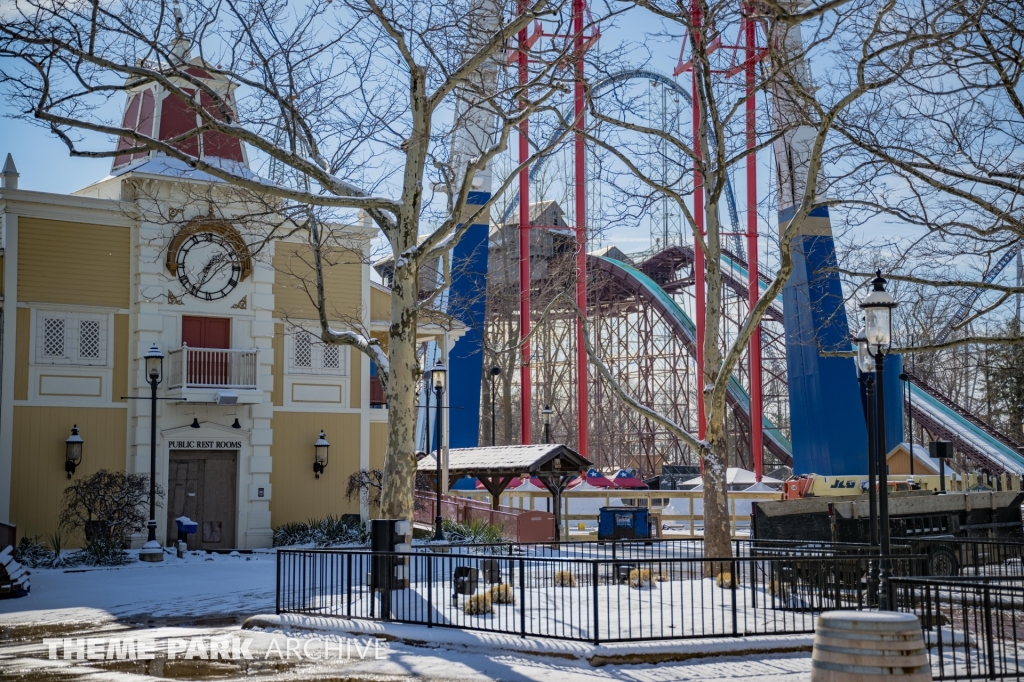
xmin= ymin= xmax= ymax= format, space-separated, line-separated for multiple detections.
xmin=0 ymin=0 xmax=576 ymax=521
xmin=822 ymin=0 xmax=1024 ymax=348
xmin=544 ymin=0 xmax=942 ymax=561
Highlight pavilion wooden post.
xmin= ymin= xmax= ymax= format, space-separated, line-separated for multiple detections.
xmin=479 ymin=474 xmax=517 ymax=510
xmin=537 ymin=473 xmax=577 ymax=542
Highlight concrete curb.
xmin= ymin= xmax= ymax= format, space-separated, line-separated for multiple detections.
xmin=242 ymin=613 xmax=814 ymax=667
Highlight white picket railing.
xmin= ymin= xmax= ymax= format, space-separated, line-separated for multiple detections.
xmin=167 ymin=346 xmax=259 ymax=390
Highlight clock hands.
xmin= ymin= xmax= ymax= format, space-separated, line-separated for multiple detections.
xmin=176 ymin=232 xmax=241 ymax=300
xmin=196 ymin=252 xmax=225 ymax=287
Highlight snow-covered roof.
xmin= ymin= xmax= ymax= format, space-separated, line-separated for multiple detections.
xmin=99 ymin=154 xmax=262 ymax=184
xmin=683 ymin=467 xmax=783 ymax=486
xmin=418 ymin=444 xmax=589 ymax=475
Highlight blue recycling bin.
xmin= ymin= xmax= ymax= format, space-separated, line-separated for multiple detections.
xmin=174 ymin=516 xmax=198 ymax=545
xmin=598 ymin=507 xmax=651 ymax=540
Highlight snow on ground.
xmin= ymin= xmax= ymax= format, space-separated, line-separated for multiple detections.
xmin=0 ymin=549 xmax=276 ymax=626
xmin=0 ymin=548 xmax=817 ymax=680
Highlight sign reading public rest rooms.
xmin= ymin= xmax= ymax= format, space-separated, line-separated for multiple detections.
xmin=168 ymin=440 xmax=243 ymax=449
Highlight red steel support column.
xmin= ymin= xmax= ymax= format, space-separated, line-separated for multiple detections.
xmin=745 ymin=11 xmax=764 ymax=481
xmin=573 ymin=0 xmax=589 ymax=457
xmin=691 ymin=1 xmax=706 ymax=441
xmin=518 ymin=11 xmax=532 ymax=445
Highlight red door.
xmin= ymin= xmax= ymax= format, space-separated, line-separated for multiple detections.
xmin=182 ymin=316 xmax=230 ymax=349
xmin=182 ymin=317 xmax=231 ymax=386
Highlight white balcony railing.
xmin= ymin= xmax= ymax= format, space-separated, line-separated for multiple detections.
xmin=167 ymin=346 xmax=259 ymax=390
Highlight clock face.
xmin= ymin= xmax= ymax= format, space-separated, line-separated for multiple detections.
xmin=175 ymin=232 xmax=242 ymax=301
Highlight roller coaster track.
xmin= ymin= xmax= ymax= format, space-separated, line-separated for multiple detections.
xmin=903 ymin=373 xmax=1024 ymax=475
xmin=591 ymin=254 xmax=795 ymax=465
xmin=607 ymin=245 xmax=1024 ymax=475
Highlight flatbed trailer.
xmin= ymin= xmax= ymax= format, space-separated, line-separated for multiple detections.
xmin=752 ymin=491 xmax=1024 ymax=576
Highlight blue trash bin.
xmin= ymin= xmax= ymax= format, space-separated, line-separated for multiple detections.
xmin=598 ymin=507 xmax=650 ymax=540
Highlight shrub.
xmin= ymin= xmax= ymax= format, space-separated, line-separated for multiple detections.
xmin=17 ymin=536 xmax=57 ymax=569
xmin=60 ymin=470 xmax=156 ymax=548
xmin=463 ymin=593 xmax=493 ymax=615
xmin=18 ymin=533 xmax=132 ymax=568
xmin=57 ymin=470 xmax=157 ymax=565
xmin=441 ymin=518 xmax=505 ymax=545
xmin=554 ymin=570 xmax=577 ymax=587
xmin=273 ymin=515 xmax=367 ymax=547
xmin=488 ymin=583 xmax=515 ymax=604
xmin=628 ymin=568 xmax=656 ymax=589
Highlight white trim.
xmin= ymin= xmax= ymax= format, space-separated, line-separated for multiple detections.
xmin=0 ymin=215 xmax=16 ymax=521
xmin=360 ymin=252 xmax=371 ymax=520
xmin=284 ymin=324 xmax=350 ymax=376
xmin=282 ymin=376 xmax=349 ymax=410
xmin=0 ymin=188 xmax=136 ymax=227
xmin=32 ymin=308 xmax=113 ymax=367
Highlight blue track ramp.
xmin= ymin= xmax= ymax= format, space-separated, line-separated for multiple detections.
xmin=444 ymin=191 xmax=490 ymax=448
xmin=594 ymin=255 xmax=794 ymax=463
xmin=781 ymin=206 xmax=902 ymax=475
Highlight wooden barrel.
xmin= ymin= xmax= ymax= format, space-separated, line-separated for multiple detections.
xmin=810 ymin=611 xmax=931 ymax=682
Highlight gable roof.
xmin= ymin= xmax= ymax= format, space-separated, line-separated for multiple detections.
xmin=418 ymin=444 xmax=590 ymax=476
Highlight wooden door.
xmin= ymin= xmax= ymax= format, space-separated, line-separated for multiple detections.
xmin=182 ymin=316 xmax=231 ymax=349
xmin=182 ymin=316 xmax=231 ymax=385
xmin=166 ymin=450 xmax=237 ymax=550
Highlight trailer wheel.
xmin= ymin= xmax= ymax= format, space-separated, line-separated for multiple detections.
xmin=928 ymin=546 xmax=959 ymax=577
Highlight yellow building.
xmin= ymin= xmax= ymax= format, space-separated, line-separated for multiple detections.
xmin=0 ymin=58 xmax=454 ymax=549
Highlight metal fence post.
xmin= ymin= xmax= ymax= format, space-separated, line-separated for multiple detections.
xmin=593 ymin=560 xmax=600 ymax=645
xmin=731 ymin=559 xmax=738 ymax=637
xmin=519 ymin=557 xmax=526 ymax=637
xmin=346 ymin=552 xmax=353 ymax=618
xmin=984 ymin=584 xmax=996 ymax=680
xmin=426 ymin=554 xmax=433 ymax=627
xmin=276 ymin=550 xmax=283 ymax=614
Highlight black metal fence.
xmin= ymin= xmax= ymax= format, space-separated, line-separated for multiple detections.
xmin=893 ymin=577 xmax=1024 ymax=680
xmin=896 ymin=538 xmax=1024 ymax=578
xmin=403 ymin=537 xmax=904 ymax=561
xmin=277 ymin=548 xmax=917 ymax=643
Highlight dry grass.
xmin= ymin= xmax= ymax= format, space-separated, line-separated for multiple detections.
xmin=715 ymin=571 xmax=734 ymax=588
xmin=628 ymin=568 xmax=657 ymax=589
xmin=488 ymin=583 xmax=515 ymax=604
xmin=554 ymin=570 xmax=578 ymax=587
xmin=463 ymin=593 xmax=493 ymax=615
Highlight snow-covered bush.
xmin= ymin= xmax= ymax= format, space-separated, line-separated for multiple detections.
xmin=488 ymin=583 xmax=515 ymax=604
xmin=60 ymin=470 xmax=156 ymax=552
xmin=463 ymin=593 xmax=493 ymax=615
xmin=273 ymin=515 xmax=367 ymax=547
xmin=440 ymin=519 xmax=504 ymax=545
xmin=554 ymin=570 xmax=577 ymax=587
xmin=18 ymin=532 xmax=132 ymax=568
xmin=628 ymin=568 xmax=656 ymax=589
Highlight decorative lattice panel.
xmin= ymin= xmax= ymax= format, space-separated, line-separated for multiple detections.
xmin=79 ymin=320 xmax=101 ymax=359
xmin=43 ymin=318 xmax=65 ymax=358
xmin=294 ymin=332 xmax=312 ymax=368
xmin=323 ymin=343 xmax=340 ymax=369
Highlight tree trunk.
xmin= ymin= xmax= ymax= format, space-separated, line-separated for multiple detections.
xmin=379 ymin=262 xmax=421 ymax=522
xmin=702 ymin=191 xmax=733 ymax=570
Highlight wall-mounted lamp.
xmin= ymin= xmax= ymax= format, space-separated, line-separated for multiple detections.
xmin=314 ymin=431 xmax=330 ymax=478
xmin=65 ymin=425 xmax=83 ymax=478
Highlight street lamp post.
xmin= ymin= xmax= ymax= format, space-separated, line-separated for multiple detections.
xmin=489 ymin=366 xmax=501 ymax=446
xmin=856 ymin=327 xmax=880 ymax=605
xmin=140 ymin=343 xmax=164 ymax=563
xmin=542 ymin=405 xmax=553 ymax=444
xmin=861 ymin=271 xmax=897 ymax=609
xmin=431 ymin=360 xmax=447 ymax=542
